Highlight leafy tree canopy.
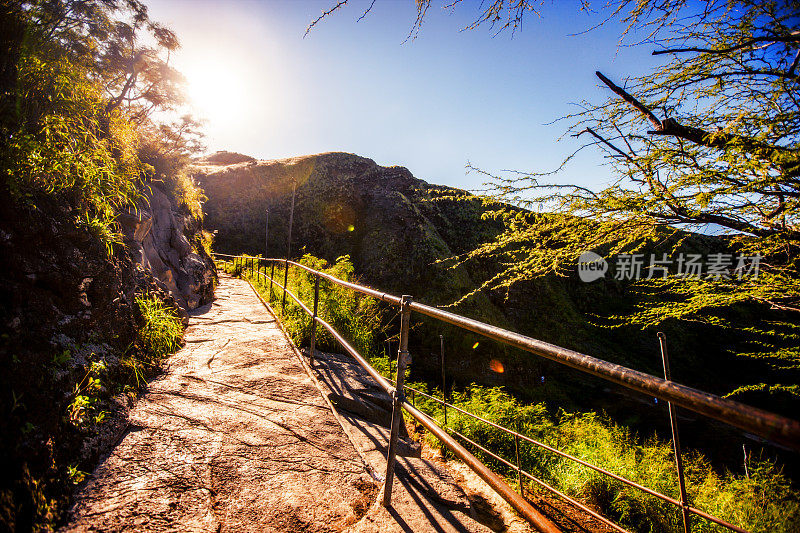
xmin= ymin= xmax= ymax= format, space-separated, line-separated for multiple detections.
xmin=1 ymin=0 xmax=204 ymax=253
xmin=314 ymin=0 xmax=800 ymax=325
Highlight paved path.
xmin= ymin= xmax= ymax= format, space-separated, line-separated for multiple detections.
xmin=63 ymin=275 xmax=499 ymax=532
xmin=64 ymin=276 xmax=374 ymax=532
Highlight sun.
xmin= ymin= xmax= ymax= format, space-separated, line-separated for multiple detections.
xmin=180 ymin=55 xmax=250 ymax=128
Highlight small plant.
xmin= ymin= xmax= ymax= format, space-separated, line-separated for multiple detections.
xmin=200 ymin=230 xmax=214 ymax=256
xmin=66 ymin=360 xmax=107 ymax=428
xmin=135 ymin=294 xmax=183 ymax=360
xmin=67 ymin=465 xmax=88 ymax=485
xmin=52 ymin=349 xmax=70 ymax=366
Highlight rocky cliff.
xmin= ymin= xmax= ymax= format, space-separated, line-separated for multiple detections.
xmin=192 ymin=151 xmax=501 ymax=304
xmin=119 ymin=183 xmax=215 ymax=312
xmin=0 ymin=178 xmax=216 ymax=529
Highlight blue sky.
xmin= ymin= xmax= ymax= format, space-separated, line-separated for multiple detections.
xmin=146 ymin=0 xmax=661 ymax=192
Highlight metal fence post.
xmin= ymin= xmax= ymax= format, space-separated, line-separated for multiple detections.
xmin=515 ymin=433 xmax=523 ymax=495
xmin=310 ymin=273 xmax=320 ymax=359
xmin=659 ymin=332 xmax=690 ymax=533
xmin=269 ymin=261 xmax=275 ymax=299
xmin=383 ymin=295 xmax=413 ymax=508
xmin=441 ymin=334 xmax=447 ymax=427
xmin=282 ymin=180 xmax=296 ymax=312
xmin=282 ymin=258 xmax=289 ymax=310
xmin=743 ymin=443 xmax=750 ymax=479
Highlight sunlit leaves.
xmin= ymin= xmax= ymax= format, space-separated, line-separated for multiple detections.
xmin=455 ymin=0 xmax=800 ymax=324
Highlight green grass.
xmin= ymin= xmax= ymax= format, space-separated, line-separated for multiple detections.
xmin=409 ymin=384 xmax=800 ymax=532
xmin=221 ymin=253 xmax=800 ymax=533
xmin=126 ymin=294 xmax=184 ymax=387
xmin=136 ymin=294 xmax=183 ymax=359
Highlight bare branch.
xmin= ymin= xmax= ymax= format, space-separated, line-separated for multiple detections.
xmin=357 ymin=0 xmax=378 ymax=23
xmin=651 ymin=31 xmax=800 ymax=56
xmin=596 ymin=71 xmax=661 ymax=129
xmin=305 ymin=0 xmax=349 ymax=37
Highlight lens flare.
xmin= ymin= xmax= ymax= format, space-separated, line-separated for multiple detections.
xmin=489 ymin=359 xmax=504 ymax=373
xmin=323 ymin=203 xmax=356 ymax=234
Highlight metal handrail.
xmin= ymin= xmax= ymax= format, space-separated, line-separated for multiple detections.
xmin=403 ymin=385 xmax=748 ymax=533
xmin=273 ymin=258 xmax=800 ymax=451
xmin=215 ymin=253 xmax=799 ymax=533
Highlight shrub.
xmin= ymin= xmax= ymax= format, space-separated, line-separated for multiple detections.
xmin=136 ymin=294 xmax=183 ymax=360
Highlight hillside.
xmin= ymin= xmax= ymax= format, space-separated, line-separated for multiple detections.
xmin=0 ymin=177 xmax=217 ymax=530
xmin=192 ymin=151 xmax=799 ymax=459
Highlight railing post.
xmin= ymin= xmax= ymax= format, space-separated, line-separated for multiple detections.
xmin=743 ymin=443 xmax=750 ymax=479
xmin=441 ymin=334 xmax=447 ymax=427
xmin=310 ymin=273 xmax=320 ymax=359
xmin=269 ymin=261 xmax=275 ymax=299
xmin=659 ymin=332 xmax=690 ymax=533
xmin=383 ymin=295 xmax=413 ymax=508
xmin=282 ymin=258 xmax=289 ymax=310
xmin=515 ymin=432 xmax=523 ymax=495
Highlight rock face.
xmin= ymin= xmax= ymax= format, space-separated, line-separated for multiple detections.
xmin=191 ymin=151 xmax=500 ymax=302
xmin=192 ymin=152 xmax=555 ymax=390
xmin=119 ymin=183 xmax=216 ymax=311
xmin=0 ymin=175 xmax=217 ymax=529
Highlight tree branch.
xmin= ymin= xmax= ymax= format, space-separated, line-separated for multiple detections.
xmin=305 ymin=1 xmax=349 ymax=37
xmin=595 ymin=71 xmax=800 ymax=178
xmin=595 ymin=71 xmax=661 ymax=129
xmin=651 ymin=31 xmax=800 ymax=56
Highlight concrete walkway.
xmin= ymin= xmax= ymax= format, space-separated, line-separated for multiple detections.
xmin=62 ymin=275 xmax=496 ymax=532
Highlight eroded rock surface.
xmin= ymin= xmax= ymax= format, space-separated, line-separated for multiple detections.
xmin=120 ymin=184 xmax=215 ymax=310
xmin=63 ymin=275 xmax=374 ymax=532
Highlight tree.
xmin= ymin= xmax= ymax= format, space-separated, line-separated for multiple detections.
xmin=461 ymin=0 xmax=800 ymax=322
xmin=312 ymin=0 xmax=800 ymax=321
xmin=21 ymin=0 xmax=185 ymax=122
xmin=3 ymin=1 xmax=203 ymax=252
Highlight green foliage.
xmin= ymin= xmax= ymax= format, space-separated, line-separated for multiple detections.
xmin=136 ymin=294 xmax=183 ymax=361
xmin=2 ymin=1 xmax=206 ymax=255
xmin=66 ymin=361 xmax=106 ymax=429
xmin=449 ymin=0 xmax=800 ymax=321
xmin=5 ymin=53 xmax=144 ymax=252
xmin=411 ymin=384 xmax=800 ymax=532
xmin=66 ymin=465 xmax=88 ymax=486
xmin=138 ymin=114 xmax=207 ymax=219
